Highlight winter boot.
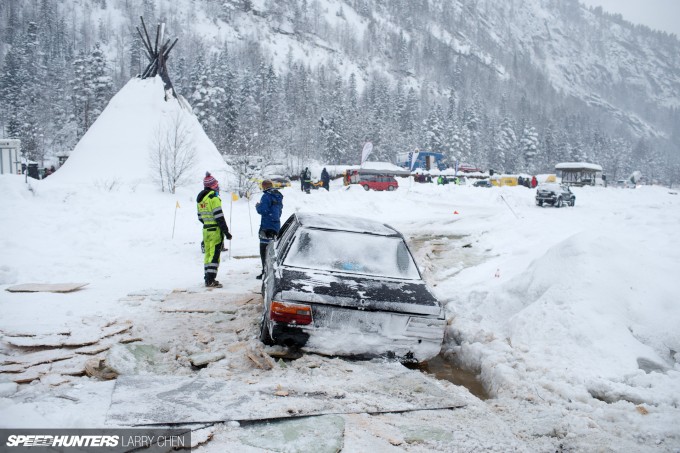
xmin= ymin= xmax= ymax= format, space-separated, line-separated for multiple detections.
xmin=206 ymin=280 xmax=222 ymax=288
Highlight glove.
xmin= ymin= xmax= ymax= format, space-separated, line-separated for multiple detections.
xmin=225 ymin=231 xmax=233 ymax=240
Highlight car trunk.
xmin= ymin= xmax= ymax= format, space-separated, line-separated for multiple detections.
xmin=276 ymin=268 xmax=442 ymax=317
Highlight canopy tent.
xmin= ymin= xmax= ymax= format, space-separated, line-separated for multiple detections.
xmin=347 ymin=161 xmax=411 ymax=176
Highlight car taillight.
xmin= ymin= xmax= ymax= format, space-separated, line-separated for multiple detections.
xmin=269 ymin=301 xmax=313 ymax=325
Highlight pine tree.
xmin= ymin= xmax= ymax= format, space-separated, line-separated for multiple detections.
xmin=89 ymin=43 xmax=113 ymax=120
xmin=541 ymin=122 xmax=557 ymax=172
xmin=496 ymin=117 xmax=517 ymax=173
xmin=520 ymin=126 xmax=539 ymax=173
xmin=70 ymin=43 xmax=113 ymax=139
xmin=213 ymin=51 xmax=238 ymax=153
xmin=422 ymin=105 xmax=444 ymax=153
xmin=72 ymin=50 xmax=91 ymax=138
xmin=0 ymin=45 xmax=23 ymax=138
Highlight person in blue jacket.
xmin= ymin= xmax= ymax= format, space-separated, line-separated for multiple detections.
xmin=255 ymin=180 xmax=284 ymax=279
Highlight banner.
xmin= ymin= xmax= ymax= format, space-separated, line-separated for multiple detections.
xmin=361 ymin=142 xmax=373 ymax=165
xmin=410 ymin=150 xmax=420 ymax=171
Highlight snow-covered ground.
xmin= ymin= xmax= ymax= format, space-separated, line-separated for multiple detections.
xmin=1 ymin=173 xmax=679 ymax=451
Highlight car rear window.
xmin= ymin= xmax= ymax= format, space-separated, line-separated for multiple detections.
xmin=537 ymin=183 xmax=560 ymax=191
xmin=283 ymin=229 xmax=421 ymax=280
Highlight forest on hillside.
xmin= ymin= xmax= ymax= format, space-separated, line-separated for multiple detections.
xmin=1 ymin=0 xmax=679 ymax=184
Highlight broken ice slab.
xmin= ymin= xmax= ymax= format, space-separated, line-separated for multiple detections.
xmin=126 ymin=289 xmax=169 ymax=297
xmin=107 ymin=362 xmax=467 ymax=425
xmin=1 ymin=348 xmax=74 ymax=367
xmin=8 ymin=364 xmax=50 ymax=383
xmin=105 ymin=344 xmax=176 ymax=375
xmin=399 ymin=424 xmax=455 ymax=444
xmin=246 ymin=344 xmax=275 ymax=370
xmin=49 ymin=355 xmax=91 ymax=376
xmin=189 ymin=352 xmax=225 ymax=367
xmin=85 ymin=358 xmax=118 ymax=380
xmin=4 ymin=323 xmax=132 ymax=348
xmin=239 ymin=415 xmax=344 ymax=453
xmin=0 ymin=382 xmax=19 ymax=397
xmin=39 ymin=374 xmax=71 ymax=386
xmin=5 ymin=283 xmax=88 ymax=293
xmin=160 ymin=291 xmax=253 ymax=313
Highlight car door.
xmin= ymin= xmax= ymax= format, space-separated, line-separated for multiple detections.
xmin=263 ymin=215 xmax=298 ymax=302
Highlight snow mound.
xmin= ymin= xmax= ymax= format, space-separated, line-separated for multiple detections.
xmin=505 ymin=232 xmax=678 ymax=377
xmin=452 ymin=228 xmax=680 ymax=406
xmin=50 ymin=76 xmax=229 ymax=188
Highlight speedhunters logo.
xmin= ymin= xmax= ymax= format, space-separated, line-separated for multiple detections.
xmin=0 ymin=429 xmax=191 ymax=452
xmin=5 ymin=435 xmax=119 ymax=447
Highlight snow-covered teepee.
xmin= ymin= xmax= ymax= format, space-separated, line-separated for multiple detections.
xmin=52 ymin=77 xmax=229 ymax=189
xmin=52 ymin=20 xmax=229 ymax=190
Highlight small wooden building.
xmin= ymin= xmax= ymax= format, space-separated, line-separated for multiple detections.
xmin=0 ymin=139 xmax=21 ymax=175
xmin=555 ymin=162 xmax=603 ymax=186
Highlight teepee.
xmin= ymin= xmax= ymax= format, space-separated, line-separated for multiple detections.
xmin=52 ymin=20 xmax=229 ymax=189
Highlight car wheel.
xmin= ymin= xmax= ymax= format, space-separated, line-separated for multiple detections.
xmin=387 ymin=185 xmax=395 ymax=191
xmin=570 ymin=199 xmax=575 ymax=207
xmin=259 ymin=309 xmax=273 ymax=345
xmin=362 ymin=184 xmax=370 ymax=191
xmin=556 ymin=197 xmax=563 ymax=208
xmin=537 ymin=200 xmax=543 ymax=207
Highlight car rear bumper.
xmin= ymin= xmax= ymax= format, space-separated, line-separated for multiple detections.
xmin=269 ymin=304 xmax=445 ymax=362
xmin=536 ymin=195 xmax=557 ymax=203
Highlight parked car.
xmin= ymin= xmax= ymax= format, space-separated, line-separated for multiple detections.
xmin=259 ymin=212 xmax=445 ymax=362
xmin=473 ymin=179 xmax=492 ymax=188
xmin=252 ymin=175 xmax=291 ymax=190
xmin=270 ymin=176 xmax=292 ymax=189
xmin=535 ymin=183 xmax=575 ymax=207
xmin=616 ymin=179 xmax=636 ymax=189
xmin=357 ymin=174 xmax=399 ymax=191
xmin=457 ymin=163 xmax=482 ymax=173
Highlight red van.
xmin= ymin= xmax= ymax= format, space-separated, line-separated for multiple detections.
xmin=348 ymin=171 xmax=398 ymax=191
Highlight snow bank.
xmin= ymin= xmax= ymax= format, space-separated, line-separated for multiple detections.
xmin=1 ymin=174 xmax=679 ymax=449
xmin=442 ymin=185 xmax=680 ymax=409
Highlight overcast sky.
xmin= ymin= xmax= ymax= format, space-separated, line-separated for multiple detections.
xmin=580 ymin=0 xmax=680 ymax=36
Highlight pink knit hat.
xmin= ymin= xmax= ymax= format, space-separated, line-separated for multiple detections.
xmin=203 ymin=172 xmax=219 ymax=189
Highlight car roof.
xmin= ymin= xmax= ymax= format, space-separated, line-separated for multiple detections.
xmin=295 ymin=212 xmax=401 ymax=237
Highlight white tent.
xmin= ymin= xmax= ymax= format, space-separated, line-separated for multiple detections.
xmin=345 ymin=161 xmax=411 ymax=176
xmin=51 ymin=77 xmax=230 ymax=188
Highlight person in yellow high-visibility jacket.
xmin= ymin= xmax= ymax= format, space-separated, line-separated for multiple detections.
xmin=197 ymin=172 xmax=232 ymax=288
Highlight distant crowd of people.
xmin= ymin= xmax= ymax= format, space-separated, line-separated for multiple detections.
xmin=193 ymin=168 xmax=542 ymax=288
xmin=518 ymin=175 xmax=538 ymax=188
xmin=299 ymin=167 xmax=330 ymax=192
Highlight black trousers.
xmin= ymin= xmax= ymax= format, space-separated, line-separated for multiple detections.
xmin=260 ymin=243 xmax=267 ymax=271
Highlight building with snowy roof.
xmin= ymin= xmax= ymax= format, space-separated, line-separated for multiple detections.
xmin=555 ymin=162 xmax=603 ymax=186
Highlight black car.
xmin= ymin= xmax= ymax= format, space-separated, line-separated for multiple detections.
xmin=473 ymin=179 xmax=492 ymax=188
xmin=535 ymin=183 xmax=575 ymax=207
xmin=259 ymin=213 xmax=445 ymax=362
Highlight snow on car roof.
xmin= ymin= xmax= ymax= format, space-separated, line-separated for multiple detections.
xmin=296 ymin=212 xmax=400 ymax=236
xmin=536 ymin=182 xmax=563 ymax=189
